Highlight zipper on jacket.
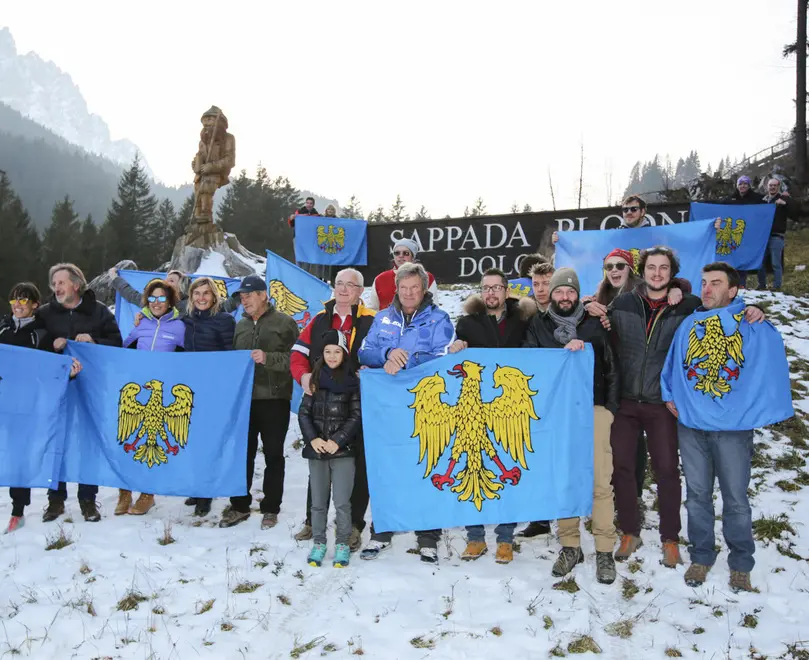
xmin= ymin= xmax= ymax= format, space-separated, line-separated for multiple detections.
xmin=150 ymin=317 xmax=161 ymax=351
xmin=637 ymin=297 xmax=670 ymax=403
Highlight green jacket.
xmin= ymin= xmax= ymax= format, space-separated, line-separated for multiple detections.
xmin=233 ymin=304 xmax=299 ymax=400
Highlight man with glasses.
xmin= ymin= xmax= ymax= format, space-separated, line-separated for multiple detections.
xmin=552 ymin=195 xmax=652 ymax=246
xmin=366 ymin=238 xmax=438 ymax=311
xmin=448 ymin=268 xmax=531 ymax=564
xmin=290 ymin=268 xmax=376 ymax=549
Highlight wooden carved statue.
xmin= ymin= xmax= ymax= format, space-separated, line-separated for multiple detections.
xmin=191 ymin=106 xmax=236 ymax=223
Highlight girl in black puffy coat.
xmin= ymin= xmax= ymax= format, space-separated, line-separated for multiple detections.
xmin=298 ymin=329 xmax=361 ymax=569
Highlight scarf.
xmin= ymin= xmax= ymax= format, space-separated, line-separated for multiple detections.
xmin=548 ymin=302 xmax=585 ymax=344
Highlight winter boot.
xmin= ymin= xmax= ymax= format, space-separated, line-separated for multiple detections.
xmin=128 ymin=494 xmax=155 ymax=516
xmin=518 ymin=521 xmax=551 ymax=538
xmin=333 ymin=543 xmax=351 ymax=568
xmin=360 ymin=540 xmax=391 ymax=560
xmin=80 ymin=500 xmax=101 ymax=522
xmin=4 ymin=516 xmax=24 ymax=534
xmin=661 ymin=540 xmax=683 ymax=568
xmin=614 ymin=534 xmax=643 ymax=561
xmin=115 ymin=490 xmax=133 ymax=516
xmin=295 ymin=523 xmax=313 ymax=541
xmin=308 ymin=543 xmax=327 ymax=567
xmin=729 ymin=570 xmax=754 ymax=593
xmin=42 ymin=499 xmax=64 ymax=523
xmin=552 ymin=547 xmax=584 ymax=577
xmin=261 ymin=513 xmax=278 ymax=530
xmin=462 ymin=541 xmax=488 ymax=561
xmin=684 ymin=563 xmax=711 ymax=587
xmin=184 ymin=497 xmax=197 ymax=506
xmin=194 ymin=499 xmax=211 ymax=517
xmin=596 ymin=551 xmax=616 ymax=584
xmin=419 ymin=547 xmax=438 ymax=564
xmin=219 ymin=508 xmax=250 ymax=528
xmin=495 ymin=542 xmax=514 ymax=564
xmin=348 ymin=526 xmax=362 ymax=552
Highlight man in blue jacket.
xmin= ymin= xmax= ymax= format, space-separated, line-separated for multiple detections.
xmin=358 ymin=261 xmax=456 ymax=563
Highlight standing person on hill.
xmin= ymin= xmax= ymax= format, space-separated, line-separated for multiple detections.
xmin=366 ymin=238 xmax=438 ymax=311
xmin=290 ymin=268 xmax=376 ymax=550
xmin=221 ymin=275 xmax=299 ymax=529
xmin=37 ymin=263 xmax=122 ymax=523
xmin=117 ymin=280 xmax=186 ymax=517
xmin=758 ymin=178 xmax=795 ymax=291
xmin=724 ymin=175 xmax=764 ymax=289
xmin=298 ymin=329 xmax=362 ymax=568
xmin=181 ymin=277 xmax=236 ymax=517
xmin=448 ymin=268 xmax=531 ymax=564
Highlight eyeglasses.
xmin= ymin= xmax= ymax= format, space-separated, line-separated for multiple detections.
xmin=148 ymin=295 xmax=168 ymax=303
xmin=604 ymin=263 xmax=628 ymax=272
xmin=481 ymin=284 xmax=506 ymax=293
xmin=621 ymin=206 xmax=640 ymax=214
xmin=9 ymin=298 xmax=30 ymax=305
xmin=334 ymin=281 xmax=361 ymax=289
xmin=393 ymin=250 xmax=412 ymax=257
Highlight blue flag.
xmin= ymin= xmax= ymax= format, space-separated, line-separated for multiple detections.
xmin=508 ymin=277 xmax=532 ymax=297
xmin=360 ymin=347 xmax=595 ymax=532
xmin=661 ymin=297 xmax=793 ymax=431
xmin=690 ymin=202 xmax=776 ymax=270
xmin=0 ymin=345 xmax=73 ymax=488
xmin=60 ymin=342 xmax=254 ymax=497
xmin=115 ymin=270 xmax=243 ymax=338
xmin=294 ymin=215 xmax=368 ymax=266
xmin=555 ymin=221 xmax=716 ymax=297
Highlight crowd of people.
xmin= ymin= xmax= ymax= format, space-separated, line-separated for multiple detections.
xmin=0 ymin=190 xmax=786 ymax=592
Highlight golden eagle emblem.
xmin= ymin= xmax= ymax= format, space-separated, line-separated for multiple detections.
xmin=317 ymin=224 xmax=346 ymax=254
xmin=209 ymin=278 xmax=229 ymax=299
xmin=716 ymin=217 xmax=746 ymax=256
xmin=629 ymin=248 xmax=641 ymax=273
xmin=268 ymin=279 xmax=309 ymax=318
xmin=683 ymin=311 xmax=745 ymax=398
xmin=409 ymin=360 xmax=538 ymax=511
xmin=117 ymin=380 xmax=194 ymax=468
xmin=508 ymin=281 xmax=531 ymax=298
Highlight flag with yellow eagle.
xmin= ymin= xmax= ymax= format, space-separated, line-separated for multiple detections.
xmin=661 ymin=297 xmax=793 ymax=431
xmin=60 ymin=342 xmax=255 ymax=497
xmin=690 ymin=202 xmax=776 ymax=270
xmin=294 ymin=215 xmax=368 ymax=265
xmin=360 ymin=348 xmax=595 ymax=532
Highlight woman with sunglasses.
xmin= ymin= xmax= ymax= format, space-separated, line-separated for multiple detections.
xmin=118 ymin=279 xmax=186 ymax=516
xmin=366 ymin=238 xmax=438 ymax=311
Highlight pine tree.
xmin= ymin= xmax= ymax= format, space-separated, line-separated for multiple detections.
xmin=42 ymin=195 xmax=81 ymax=267
xmin=367 ymin=205 xmax=389 ymax=223
xmin=522 ymin=203 xmax=533 ymax=213
xmin=388 ymin=195 xmax=409 ymax=222
xmin=78 ymin=214 xmax=103 ymax=280
xmin=510 ymin=203 xmax=519 ymax=214
xmin=340 ymin=195 xmax=364 ymax=219
xmin=469 ymin=198 xmax=486 ymax=217
xmin=146 ymin=198 xmax=177 ymax=267
xmin=413 ymin=205 xmax=431 ymax=220
xmin=0 ymin=171 xmax=43 ymax=305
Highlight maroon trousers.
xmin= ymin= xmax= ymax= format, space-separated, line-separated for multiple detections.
xmin=610 ymin=399 xmax=681 ymax=542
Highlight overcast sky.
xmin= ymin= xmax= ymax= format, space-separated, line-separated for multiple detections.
xmin=2 ymin=1 xmax=799 ymax=217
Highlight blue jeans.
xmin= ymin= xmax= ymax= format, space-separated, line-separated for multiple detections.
xmin=466 ymin=523 xmax=516 ymax=544
xmin=678 ymin=423 xmax=755 ymax=572
xmin=758 ymin=235 xmax=784 ymax=289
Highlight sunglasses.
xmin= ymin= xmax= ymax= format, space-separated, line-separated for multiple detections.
xmin=604 ymin=263 xmax=628 ymax=272
xmin=393 ymin=250 xmax=412 ymax=257
xmin=9 ymin=298 xmax=30 ymax=305
xmin=621 ymin=206 xmax=640 ymax=214
xmin=148 ymin=295 xmax=168 ymax=303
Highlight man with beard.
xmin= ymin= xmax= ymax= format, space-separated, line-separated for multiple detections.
xmin=191 ymin=106 xmax=236 ymax=223
xmin=523 ymin=268 xmax=620 ymax=583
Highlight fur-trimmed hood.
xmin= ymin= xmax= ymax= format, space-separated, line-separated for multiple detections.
xmin=463 ymin=294 xmax=537 ymax=321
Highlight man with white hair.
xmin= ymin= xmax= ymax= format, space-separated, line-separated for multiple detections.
xmin=758 ymin=178 xmax=794 ymax=291
xmin=366 ymin=237 xmax=438 ymax=311
xmin=290 ymin=268 xmax=377 ymax=548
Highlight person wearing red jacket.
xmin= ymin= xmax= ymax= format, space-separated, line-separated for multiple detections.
xmin=366 ymin=238 xmax=437 ymax=311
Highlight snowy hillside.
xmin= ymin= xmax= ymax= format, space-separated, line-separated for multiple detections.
xmin=1 ymin=286 xmax=807 ymax=659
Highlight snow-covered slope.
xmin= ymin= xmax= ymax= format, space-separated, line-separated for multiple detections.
xmin=1 ymin=289 xmax=807 ymax=659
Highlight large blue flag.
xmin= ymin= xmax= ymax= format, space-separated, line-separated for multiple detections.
xmin=60 ymin=342 xmax=254 ymax=497
xmin=0 ymin=345 xmax=73 ymax=488
xmin=690 ymin=202 xmax=776 ymax=270
xmin=661 ymin=297 xmax=793 ymax=431
xmin=555 ymin=221 xmax=716 ymax=297
xmin=508 ymin=277 xmax=532 ymax=298
xmin=360 ymin=347 xmax=595 ymax=532
xmin=294 ymin=215 xmax=368 ymax=266
xmin=115 ymin=270 xmax=243 ymax=338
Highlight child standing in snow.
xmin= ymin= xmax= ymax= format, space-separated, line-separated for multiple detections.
xmin=297 ymin=330 xmax=362 ymax=568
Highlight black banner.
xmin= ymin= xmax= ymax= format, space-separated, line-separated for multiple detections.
xmin=359 ymin=203 xmax=690 ymax=284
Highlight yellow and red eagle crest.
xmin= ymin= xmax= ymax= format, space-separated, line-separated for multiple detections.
xmin=683 ymin=311 xmax=745 ymax=399
xmin=715 ymin=217 xmax=746 ymax=256
xmin=317 ymin=224 xmax=346 ymax=255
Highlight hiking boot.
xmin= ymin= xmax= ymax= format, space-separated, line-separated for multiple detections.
xmin=360 ymin=540 xmax=391 ymax=560
xmin=218 ymin=508 xmax=250 ymax=528
xmin=308 ymin=543 xmax=327 ymax=567
xmin=420 ymin=547 xmax=438 ymax=564
xmin=5 ymin=516 xmax=24 ymax=534
xmin=596 ymin=551 xmax=616 ymax=584
xmin=128 ymin=494 xmax=154 ymax=516
xmin=80 ymin=500 xmax=101 ymax=522
xmin=42 ymin=499 xmax=64 ymax=523
xmin=333 ymin=543 xmax=351 ymax=568
xmin=348 ymin=526 xmax=362 ymax=552
xmin=184 ymin=497 xmax=197 ymax=506
xmin=729 ymin=570 xmax=754 ymax=593
xmin=518 ymin=521 xmax=551 ymax=538
xmin=261 ymin=513 xmax=278 ymax=530
xmin=294 ymin=523 xmax=313 ymax=541
xmin=614 ymin=534 xmax=643 ymax=561
xmin=194 ymin=500 xmax=211 ymax=517
xmin=684 ymin=563 xmax=711 ymax=587
xmin=462 ymin=541 xmax=488 ymax=561
xmin=552 ymin=547 xmax=584 ymax=577
xmin=115 ymin=489 xmax=132 ymax=516
xmin=661 ymin=540 xmax=683 ymax=568
xmin=495 ymin=542 xmax=514 ymax=564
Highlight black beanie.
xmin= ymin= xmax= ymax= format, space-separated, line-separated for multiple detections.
xmin=321 ymin=329 xmax=349 ymax=355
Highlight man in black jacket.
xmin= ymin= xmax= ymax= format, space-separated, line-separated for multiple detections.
xmin=524 ymin=268 xmax=620 ymax=584
xmin=758 ymin=178 xmax=795 ymax=291
xmin=37 ymin=263 xmax=123 ymax=523
xmin=450 ymin=267 xmax=530 ymax=564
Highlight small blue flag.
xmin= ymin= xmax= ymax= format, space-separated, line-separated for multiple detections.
xmin=555 ymin=221 xmax=716 ymax=298
xmin=115 ymin=270 xmax=243 ymax=339
xmin=508 ymin=277 xmax=532 ymax=297
xmin=690 ymin=202 xmax=776 ymax=270
xmin=294 ymin=215 xmax=368 ymax=266
xmin=60 ymin=342 xmax=255 ymax=497
xmin=661 ymin=297 xmax=794 ymax=431
xmin=0 ymin=345 xmax=73 ymax=488
xmin=360 ymin=347 xmax=595 ymax=532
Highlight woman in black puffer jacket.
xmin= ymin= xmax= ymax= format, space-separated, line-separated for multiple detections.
xmin=298 ymin=329 xmax=361 ymax=568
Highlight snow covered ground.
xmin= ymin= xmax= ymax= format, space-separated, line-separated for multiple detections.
xmin=1 ymin=288 xmax=808 ymax=659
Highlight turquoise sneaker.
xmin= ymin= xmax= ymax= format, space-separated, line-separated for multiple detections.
xmin=333 ymin=543 xmax=350 ymax=568
xmin=308 ymin=543 xmax=327 ymax=567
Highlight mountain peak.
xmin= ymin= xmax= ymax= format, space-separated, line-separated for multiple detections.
xmin=0 ymin=27 xmax=16 ymax=59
